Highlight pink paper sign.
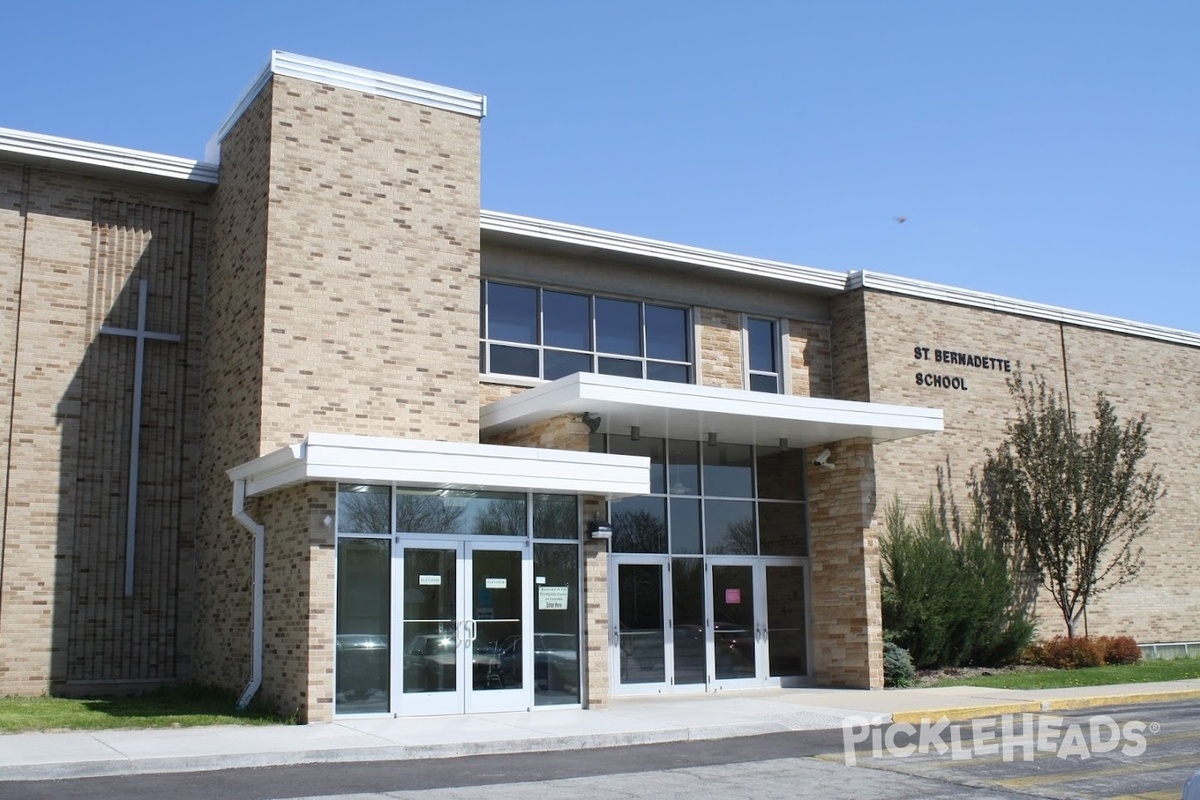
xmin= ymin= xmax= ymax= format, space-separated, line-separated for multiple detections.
xmin=725 ymin=588 xmax=741 ymax=604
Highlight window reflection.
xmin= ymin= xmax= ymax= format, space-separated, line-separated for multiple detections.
xmin=611 ymin=496 xmax=667 ymax=553
xmin=395 ymin=489 xmax=527 ymax=535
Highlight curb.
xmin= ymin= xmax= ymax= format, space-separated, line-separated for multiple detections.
xmin=890 ymin=688 xmax=1200 ymax=725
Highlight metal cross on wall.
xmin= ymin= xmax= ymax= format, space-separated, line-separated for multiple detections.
xmin=99 ymin=279 xmax=182 ymax=597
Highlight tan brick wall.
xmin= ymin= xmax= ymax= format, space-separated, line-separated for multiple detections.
xmin=582 ymin=496 xmax=610 ymax=707
xmin=862 ymin=289 xmax=1200 ymax=643
xmin=258 ymin=482 xmax=336 ymax=722
xmin=195 ymin=83 xmax=274 ymax=692
xmin=0 ymin=164 xmax=25 ymax=583
xmin=479 ymin=381 xmax=524 ymax=407
xmin=0 ymin=166 xmax=208 ymax=696
xmin=258 ymin=75 xmax=481 ymax=451
xmin=787 ymin=318 xmax=833 ymax=398
xmin=807 ymin=438 xmax=882 ymax=689
xmin=197 ymin=72 xmax=483 ymax=704
xmin=697 ymin=307 xmax=743 ymax=389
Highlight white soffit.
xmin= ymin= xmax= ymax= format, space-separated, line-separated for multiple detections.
xmin=227 ymin=432 xmax=650 ymax=499
xmin=0 ymin=126 xmax=218 ymax=186
xmin=482 ymin=373 xmax=943 ymax=449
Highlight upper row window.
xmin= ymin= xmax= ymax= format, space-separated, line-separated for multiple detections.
xmin=482 ymin=282 xmax=692 ymax=384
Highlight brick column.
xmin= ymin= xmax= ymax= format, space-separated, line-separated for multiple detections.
xmin=807 ymin=438 xmax=883 ymax=689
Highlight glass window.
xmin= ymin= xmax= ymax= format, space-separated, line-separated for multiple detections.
xmin=703 ymin=443 xmax=754 ymax=498
xmin=533 ymin=543 xmax=581 ymax=705
xmin=754 ymin=446 xmax=806 ymax=501
xmin=481 ymin=281 xmax=691 ymax=383
xmin=667 ymin=439 xmax=699 ymax=495
xmin=544 ymin=350 xmax=592 ymax=380
xmin=747 ymin=318 xmax=781 ymax=394
xmin=395 ymin=489 xmax=527 ymax=535
xmin=611 ymin=496 xmax=667 ymax=553
xmin=759 ymin=501 xmax=808 ymax=556
xmin=534 ymin=494 xmax=578 ymax=539
xmin=336 ymin=538 xmax=391 ymax=714
xmin=670 ymin=498 xmax=702 ymax=554
xmin=543 ymin=291 xmax=590 ymax=351
xmin=609 ymin=434 xmax=666 ymax=494
xmin=337 ymin=484 xmax=392 ymax=534
xmin=644 ymin=304 xmax=688 ymax=361
xmin=595 ymin=297 xmax=641 ymax=356
xmin=705 ymin=500 xmax=756 ymax=555
xmin=487 ymin=283 xmax=538 ymax=344
xmin=489 ymin=344 xmax=538 ymax=378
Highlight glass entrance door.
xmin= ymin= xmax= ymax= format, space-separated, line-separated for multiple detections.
xmin=397 ymin=540 xmax=530 ymax=715
xmin=609 ymin=556 xmax=810 ymax=695
xmin=612 ymin=559 xmax=670 ymax=694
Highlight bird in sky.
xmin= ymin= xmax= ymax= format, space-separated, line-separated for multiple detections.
xmin=893 ymin=215 xmax=908 ymax=224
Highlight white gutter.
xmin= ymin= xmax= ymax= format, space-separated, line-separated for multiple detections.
xmin=231 ymin=477 xmax=265 ymax=710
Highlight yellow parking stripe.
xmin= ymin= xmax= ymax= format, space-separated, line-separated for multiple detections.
xmin=996 ymin=752 xmax=1200 ymax=789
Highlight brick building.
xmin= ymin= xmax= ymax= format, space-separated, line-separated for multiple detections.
xmin=0 ymin=53 xmax=1195 ymax=722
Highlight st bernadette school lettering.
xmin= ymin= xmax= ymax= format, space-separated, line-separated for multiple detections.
xmin=913 ymin=344 xmax=1012 ymax=391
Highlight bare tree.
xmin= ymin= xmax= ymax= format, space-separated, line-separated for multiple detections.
xmin=976 ymin=372 xmax=1164 ymax=638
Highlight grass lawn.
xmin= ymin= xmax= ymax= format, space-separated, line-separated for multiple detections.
xmin=930 ymin=657 xmax=1200 ymax=690
xmin=0 ymin=684 xmax=291 ymax=734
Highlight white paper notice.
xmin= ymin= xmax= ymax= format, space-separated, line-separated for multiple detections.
xmin=538 ymin=586 xmax=569 ymax=610
xmin=419 ymin=574 xmax=441 ymax=586
xmin=484 ymin=577 xmax=507 ymax=589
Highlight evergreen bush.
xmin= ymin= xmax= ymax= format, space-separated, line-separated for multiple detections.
xmin=881 ymin=499 xmax=1034 ymax=670
xmin=883 ymin=640 xmax=916 ymax=688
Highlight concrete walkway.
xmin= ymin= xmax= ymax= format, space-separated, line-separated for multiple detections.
xmin=3 ymin=680 xmax=1199 ymax=782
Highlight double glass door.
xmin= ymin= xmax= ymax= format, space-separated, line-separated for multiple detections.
xmin=398 ymin=540 xmax=531 ymax=715
xmin=611 ymin=556 xmax=808 ymax=694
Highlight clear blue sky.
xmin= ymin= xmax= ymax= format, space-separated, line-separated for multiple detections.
xmin=3 ymin=1 xmax=1196 ymax=331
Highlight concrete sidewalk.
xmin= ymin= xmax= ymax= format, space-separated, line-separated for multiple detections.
xmin=3 ymin=680 xmax=1199 ymax=782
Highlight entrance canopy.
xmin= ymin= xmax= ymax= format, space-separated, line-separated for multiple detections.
xmin=481 ymin=373 xmax=943 ymax=449
xmin=228 ymin=432 xmax=650 ymax=498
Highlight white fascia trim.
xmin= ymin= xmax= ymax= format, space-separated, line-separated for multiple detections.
xmin=0 ymin=126 xmax=218 ymax=185
xmin=850 ymin=271 xmax=1200 ymax=349
xmin=208 ymin=51 xmax=486 ymax=161
xmin=227 ymin=433 xmax=650 ymax=499
xmin=480 ymin=210 xmax=847 ymax=293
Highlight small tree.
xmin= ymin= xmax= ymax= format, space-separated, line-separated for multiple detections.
xmin=976 ymin=372 xmax=1164 ymax=638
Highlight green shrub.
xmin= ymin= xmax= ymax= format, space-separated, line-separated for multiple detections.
xmin=881 ymin=498 xmax=1034 ymax=670
xmin=884 ymin=641 xmax=917 ymax=688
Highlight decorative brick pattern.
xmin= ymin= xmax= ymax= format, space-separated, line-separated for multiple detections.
xmin=0 ymin=167 xmax=208 ymax=696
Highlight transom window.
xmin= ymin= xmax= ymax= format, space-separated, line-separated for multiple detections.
xmin=591 ymin=434 xmax=808 ymax=556
xmin=482 ymin=281 xmax=692 ymax=383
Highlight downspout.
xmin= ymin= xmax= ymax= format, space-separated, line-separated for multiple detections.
xmin=232 ymin=477 xmax=265 ymax=709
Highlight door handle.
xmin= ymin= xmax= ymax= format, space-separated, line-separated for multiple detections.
xmin=464 ymin=619 xmax=478 ymax=643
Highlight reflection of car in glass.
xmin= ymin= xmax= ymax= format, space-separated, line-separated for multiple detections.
xmin=336 ymin=634 xmax=389 ymax=697
xmin=403 ymin=632 xmax=508 ymax=691
xmin=500 ymin=634 xmax=579 ymax=691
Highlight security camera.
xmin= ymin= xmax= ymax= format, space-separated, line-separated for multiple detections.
xmin=812 ymin=448 xmax=831 ymax=466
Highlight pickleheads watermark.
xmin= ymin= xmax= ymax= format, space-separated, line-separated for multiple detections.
xmin=841 ymin=713 xmax=1157 ymax=766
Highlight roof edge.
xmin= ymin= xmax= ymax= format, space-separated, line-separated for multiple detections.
xmin=480 ymin=210 xmax=847 ymax=293
xmin=850 ymin=270 xmax=1200 ymax=349
xmin=206 ymin=50 xmax=486 ymax=161
xmin=0 ymin=126 xmax=218 ymax=185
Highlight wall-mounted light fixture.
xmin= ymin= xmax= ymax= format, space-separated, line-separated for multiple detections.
xmin=630 ymin=425 xmax=641 ymax=441
xmin=707 ymin=432 xmax=718 ymax=447
xmin=582 ymin=412 xmax=602 ymax=433
xmin=587 ymin=519 xmax=613 ymax=539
